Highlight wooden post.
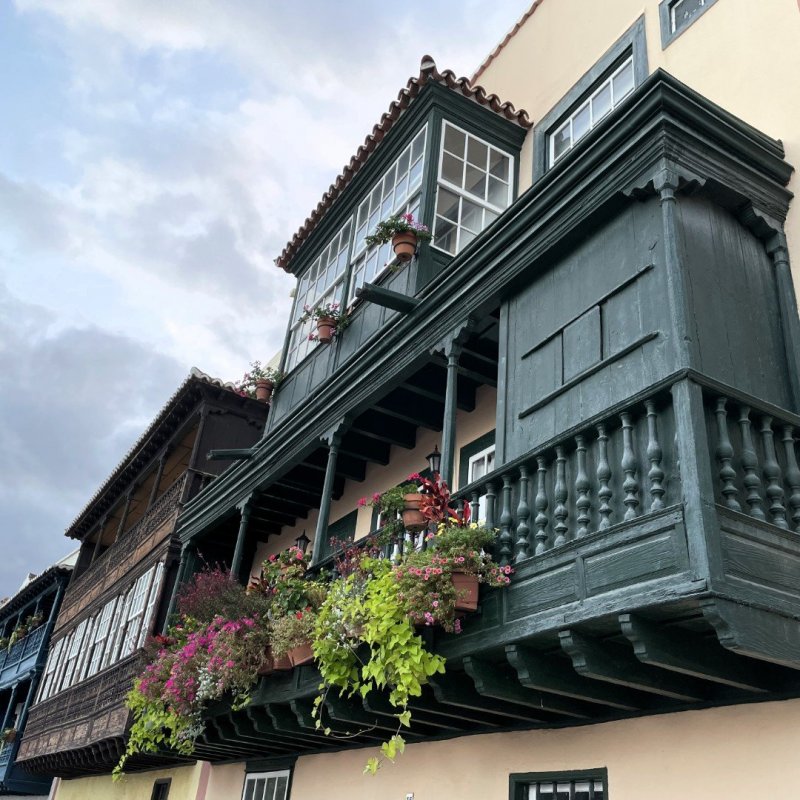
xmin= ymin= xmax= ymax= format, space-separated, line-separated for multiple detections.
xmin=13 ymin=670 xmax=40 ymax=739
xmin=767 ymin=234 xmax=800 ymax=412
xmin=162 ymin=545 xmax=196 ymax=631
xmin=440 ymin=339 xmax=462 ymax=487
xmin=148 ymin=450 xmax=169 ymax=509
xmin=0 ymin=684 xmax=19 ymax=732
xmin=230 ymin=500 xmax=252 ymax=582
xmin=91 ymin=516 xmax=107 ymax=563
xmin=311 ymin=425 xmax=346 ymax=566
xmin=115 ymin=490 xmax=134 ymax=542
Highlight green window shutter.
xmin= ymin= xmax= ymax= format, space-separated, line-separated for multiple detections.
xmin=320 ymin=509 xmax=358 ymax=561
xmin=458 ymin=430 xmax=496 ymax=489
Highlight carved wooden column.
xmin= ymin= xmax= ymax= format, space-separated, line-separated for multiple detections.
xmin=163 ymin=544 xmax=196 ymax=631
xmin=767 ymin=233 xmax=800 ymax=411
xmin=440 ymin=339 xmax=463 ymax=487
xmin=91 ymin=516 xmax=107 ymax=563
xmin=230 ymin=498 xmax=253 ymax=582
xmin=115 ymin=489 xmax=134 ymax=542
xmin=311 ymin=423 xmax=348 ymax=566
xmin=656 ymin=170 xmax=696 ymax=369
xmin=147 ymin=449 xmax=169 ymax=509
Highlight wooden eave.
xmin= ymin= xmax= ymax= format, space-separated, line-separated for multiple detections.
xmin=176 ymin=69 xmax=793 ymax=543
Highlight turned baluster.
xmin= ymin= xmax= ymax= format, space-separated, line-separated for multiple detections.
xmin=781 ymin=426 xmax=800 ymax=533
xmin=485 ymin=482 xmax=497 ymax=528
xmin=596 ymin=424 xmax=613 ymax=529
xmin=534 ymin=456 xmax=549 ymax=554
xmin=498 ymin=475 xmax=514 ymax=567
xmin=620 ymin=412 xmax=640 ymax=521
xmin=470 ymin=491 xmax=481 ymax=526
xmin=739 ymin=406 xmax=766 ymax=520
xmin=645 ymin=400 xmax=665 ymax=512
xmin=575 ymin=436 xmax=591 ymax=537
xmin=714 ymin=398 xmax=741 ymax=511
xmin=553 ymin=446 xmax=569 ymax=546
xmin=761 ymin=416 xmax=788 ymax=529
xmin=515 ymin=466 xmax=531 ymax=559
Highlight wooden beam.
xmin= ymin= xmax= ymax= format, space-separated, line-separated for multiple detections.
xmin=428 ymin=672 xmax=547 ymax=723
xmin=701 ymin=598 xmax=800 ymax=671
xmin=405 ymin=362 xmax=477 ymax=411
xmin=324 ymin=694 xmax=411 ymax=737
xmin=351 ymin=410 xmax=417 ymax=449
xmin=362 ymin=693 xmax=465 ymax=733
xmin=559 ymin=629 xmax=707 ymax=702
xmin=506 ymin=645 xmax=642 ymax=711
xmin=355 ymin=283 xmax=420 ymax=312
xmin=620 ymin=613 xmax=770 ymax=692
xmin=463 ymin=656 xmax=593 ymax=719
xmin=259 ymin=706 xmax=332 ymax=749
xmin=374 ymin=391 xmax=444 ymax=431
xmin=302 ymin=449 xmax=367 ymax=483
xmin=249 ymin=510 xmax=298 ymax=528
xmin=338 ymin=432 xmax=392 ymax=466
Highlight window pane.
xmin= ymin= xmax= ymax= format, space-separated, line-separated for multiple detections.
xmin=409 ymin=157 xmax=424 ymax=188
xmin=613 ymin=59 xmax=634 ymax=101
xmin=443 ymin=124 xmax=465 ymax=157
xmin=592 ymin=82 xmax=612 ymax=123
xmin=552 ymin=121 xmax=571 ymax=161
xmin=464 ymin=163 xmax=487 ymax=199
xmin=434 ymin=217 xmax=457 ymax=254
xmin=467 ymin=137 xmax=488 ymax=168
xmin=572 ymin=101 xmax=591 ymax=142
xmin=441 ymin=152 xmax=464 ymax=187
xmin=274 ymin=776 xmax=288 ymax=800
xmin=460 ymin=227 xmax=477 ymax=250
xmin=436 ymin=187 xmax=459 ymax=222
xmin=487 ymin=177 xmax=507 ymax=208
xmin=411 ymin=129 xmax=425 ymax=161
xmin=460 ymin=198 xmax=482 ymax=232
xmin=489 ymin=149 xmax=509 ymax=181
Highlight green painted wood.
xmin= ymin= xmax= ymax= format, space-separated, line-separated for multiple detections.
xmin=559 ymin=629 xmax=706 ymax=702
xmin=361 ymin=693 xmax=463 ymax=733
xmin=506 ymin=645 xmax=642 ymax=711
xmin=702 ymin=597 xmax=800 ymax=670
xmin=463 ymin=656 xmax=592 ymax=718
xmin=355 ymin=283 xmax=420 ymax=313
xmin=260 ymin=706 xmax=333 ymax=748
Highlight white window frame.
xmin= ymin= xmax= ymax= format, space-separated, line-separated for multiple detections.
xmin=670 ymin=0 xmax=705 ymax=33
xmin=86 ymin=597 xmax=118 ymax=678
xmin=104 ymin=588 xmax=131 ymax=669
xmin=241 ymin=770 xmax=291 ymax=800
xmin=432 ymin=121 xmax=514 ymax=257
xmin=468 ymin=445 xmax=496 ymax=523
xmin=37 ymin=637 xmax=64 ymax=702
xmin=348 ymin=126 xmax=428 ymax=303
xmin=548 ymin=56 xmax=634 ymax=167
xmin=138 ymin=562 xmax=164 ymax=648
xmin=120 ymin=567 xmax=157 ymax=658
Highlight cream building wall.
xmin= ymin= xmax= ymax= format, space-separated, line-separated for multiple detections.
xmin=475 ymin=0 xmax=800 ymax=282
xmin=53 ymin=763 xmax=204 ymax=800
xmin=282 ymin=699 xmax=800 ymax=800
xmin=248 ymin=386 xmax=497 ymax=578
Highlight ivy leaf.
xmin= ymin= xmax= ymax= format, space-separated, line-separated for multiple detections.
xmin=397 ymin=710 xmax=412 ymax=727
xmin=364 ymin=757 xmax=380 ymax=775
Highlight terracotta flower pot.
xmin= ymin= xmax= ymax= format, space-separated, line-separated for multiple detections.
xmin=287 ymin=641 xmax=314 ymax=667
xmin=273 ymin=653 xmax=293 ymax=671
xmin=254 ymin=378 xmax=274 ymax=403
xmin=402 ymin=492 xmax=426 ymax=532
xmin=258 ymin=648 xmax=276 ymax=676
xmin=392 ymin=231 xmax=418 ymax=263
xmin=316 ymin=316 xmax=336 ymax=344
xmin=452 ymin=570 xmax=479 ymax=612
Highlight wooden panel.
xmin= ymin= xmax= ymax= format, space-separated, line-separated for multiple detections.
xmin=506 ymin=562 xmax=580 ymax=618
xmin=584 ymin=530 xmax=684 ymax=597
xmin=563 ymin=306 xmax=601 ymax=381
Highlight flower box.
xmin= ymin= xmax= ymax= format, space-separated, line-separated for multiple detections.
xmin=452 ymin=571 xmax=479 ymax=612
xmin=402 ymin=493 xmax=426 ymax=532
xmin=287 ymin=641 xmax=314 ymax=667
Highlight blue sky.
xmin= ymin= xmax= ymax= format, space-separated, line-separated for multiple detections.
xmin=0 ymin=0 xmax=532 ymax=597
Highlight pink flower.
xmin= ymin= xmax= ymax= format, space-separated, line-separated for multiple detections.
xmin=454 ymin=619 xmax=462 ymax=634
xmin=358 ymin=497 xmax=367 ymax=507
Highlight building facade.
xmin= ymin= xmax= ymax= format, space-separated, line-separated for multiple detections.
xmin=27 ymin=1 xmax=800 ymax=798
xmin=0 ymin=556 xmax=73 ymax=797
xmin=16 ymin=371 xmax=269 ymax=795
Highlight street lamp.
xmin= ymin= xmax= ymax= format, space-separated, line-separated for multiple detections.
xmin=294 ymin=530 xmax=311 ymax=554
xmin=426 ymin=445 xmax=441 ymax=476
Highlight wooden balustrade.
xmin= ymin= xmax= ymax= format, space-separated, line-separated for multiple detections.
xmin=454 ymin=392 xmax=678 ymax=562
xmin=707 ymin=389 xmax=800 ymax=533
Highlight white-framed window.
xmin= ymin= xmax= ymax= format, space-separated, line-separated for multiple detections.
xmin=104 ymin=587 xmax=131 ymax=669
xmin=468 ymin=445 xmax=496 ymax=523
xmin=86 ymin=597 xmax=118 ymax=678
xmin=433 ymin=121 xmax=513 ymax=256
xmin=75 ymin=613 xmax=99 ymax=683
xmin=37 ymin=637 xmax=64 ymax=702
xmin=670 ymin=0 xmax=706 ymax=33
xmin=138 ymin=562 xmax=164 ymax=648
xmin=59 ymin=620 xmax=88 ymax=690
xmin=242 ymin=770 xmax=291 ymax=800
xmin=527 ymin=778 xmax=605 ymax=799
xmin=548 ymin=57 xmax=634 ymax=167
xmin=285 ymin=219 xmax=352 ymax=372
xmin=349 ymin=127 xmax=427 ymax=301
xmin=120 ymin=567 xmax=157 ymax=658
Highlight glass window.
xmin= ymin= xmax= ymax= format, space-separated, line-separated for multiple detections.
xmin=468 ymin=445 xmax=496 ymax=523
xmin=349 ymin=127 xmax=427 ymax=302
xmin=285 ymin=219 xmax=352 ymax=372
xmin=241 ymin=770 xmax=291 ymax=800
xmin=529 ymin=778 xmax=605 ymax=799
xmin=548 ymin=56 xmax=635 ymax=167
xmin=670 ymin=0 xmax=706 ymax=33
xmin=433 ymin=122 xmax=512 ymax=256
xmin=86 ymin=597 xmax=118 ymax=678
xmin=120 ymin=567 xmax=157 ymax=658
xmin=138 ymin=562 xmax=164 ymax=648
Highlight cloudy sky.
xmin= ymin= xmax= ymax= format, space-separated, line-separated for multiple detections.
xmin=0 ymin=0 xmax=532 ymax=597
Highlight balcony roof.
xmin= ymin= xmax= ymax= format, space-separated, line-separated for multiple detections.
xmin=65 ymin=368 xmax=265 ymax=541
xmin=274 ymin=55 xmax=532 ymax=273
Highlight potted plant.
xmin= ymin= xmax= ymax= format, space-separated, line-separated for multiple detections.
xmin=299 ymin=302 xmax=349 ymax=344
xmin=359 ymin=475 xmax=426 ymax=535
xmin=365 ymin=213 xmax=432 ymax=263
xmin=234 ymin=361 xmax=285 ymax=403
xmin=271 ymin=610 xmax=317 ymax=666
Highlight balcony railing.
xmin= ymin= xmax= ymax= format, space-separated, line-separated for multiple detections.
xmin=0 ymin=625 xmax=47 ymax=687
xmin=58 ymin=474 xmax=186 ymax=628
xmin=453 ymin=388 xmax=678 ymax=565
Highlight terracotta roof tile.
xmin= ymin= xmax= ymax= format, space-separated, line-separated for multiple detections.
xmin=275 ymin=55 xmax=532 ymax=272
